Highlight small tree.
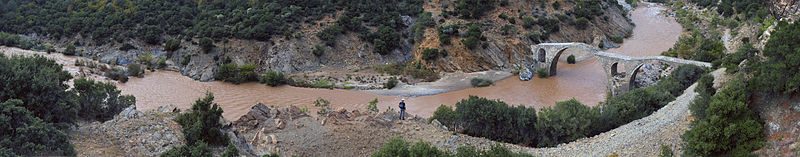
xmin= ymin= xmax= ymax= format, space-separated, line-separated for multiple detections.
xmin=164 ymin=39 xmax=181 ymax=52
xmin=366 ymin=98 xmax=379 ymax=113
xmin=260 ymin=70 xmax=287 ymax=87
xmin=64 ymin=42 xmax=76 ymax=55
xmin=313 ymin=45 xmax=324 ymax=57
xmin=199 ymin=37 xmax=214 ymax=52
xmin=127 ymin=63 xmax=144 ymax=77
xmin=385 ymin=77 xmax=398 ymax=89
xmin=314 ymin=98 xmax=330 ymax=115
xmin=157 ymin=57 xmax=167 ymax=69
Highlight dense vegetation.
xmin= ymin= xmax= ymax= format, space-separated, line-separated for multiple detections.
xmin=682 ymin=77 xmax=764 ymax=156
xmin=372 ymin=136 xmax=533 ymax=157
xmin=260 ymin=70 xmax=289 ymax=87
xmin=314 ymin=0 xmax=423 ymax=54
xmin=692 ymin=0 xmax=768 ymax=19
xmin=433 ymin=64 xmax=707 ymax=147
xmin=215 ymin=63 xmax=258 ymax=84
xmin=73 ymin=78 xmax=136 ymax=122
xmin=1 ymin=54 xmax=138 ymax=156
xmin=661 ymin=31 xmax=726 ymax=63
xmin=163 ymin=93 xmax=232 ymax=156
xmin=750 ymin=21 xmax=800 ymax=94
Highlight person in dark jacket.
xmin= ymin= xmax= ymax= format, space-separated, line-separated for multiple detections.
xmin=399 ymin=99 xmax=406 ymax=120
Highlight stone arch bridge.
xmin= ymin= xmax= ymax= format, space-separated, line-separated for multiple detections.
xmin=523 ymin=43 xmax=711 ymax=95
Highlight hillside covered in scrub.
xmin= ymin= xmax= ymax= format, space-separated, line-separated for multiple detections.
xmin=0 ymin=0 xmax=633 ymax=82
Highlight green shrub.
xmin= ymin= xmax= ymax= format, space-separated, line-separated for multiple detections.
xmin=105 ymin=68 xmax=129 ymax=83
xmin=575 ymin=17 xmax=589 ymax=30
xmin=470 ymin=78 xmax=493 ymax=87
xmin=0 ymin=54 xmax=78 ymax=126
xmin=164 ymin=39 xmax=181 ymax=52
xmin=670 ymin=64 xmax=707 ymax=89
xmin=689 ymin=74 xmax=715 ymax=120
xmin=461 ymin=24 xmax=482 ymax=49
xmin=73 ymin=78 xmax=136 ymax=122
xmin=567 ymin=54 xmax=576 ymax=64
xmin=385 ymin=77 xmax=399 ymax=89
xmin=751 ymin=21 xmax=800 ymax=94
xmin=682 ymin=78 xmax=764 ymax=156
xmin=199 ymin=37 xmax=214 ymax=52
xmin=313 ymin=45 xmax=324 ymax=57
xmin=157 ymin=57 xmax=167 ymax=69
xmin=610 ymin=35 xmax=624 ymax=43
xmin=160 ymin=141 xmax=212 ymax=157
xmin=536 ymin=69 xmax=549 ymax=78
xmin=260 ymin=70 xmax=287 ymax=87
xmin=314 ymin=98 xmax=330 ymax=115
xmin=455 ymin=96 xmax=538 ymax=146
xmin=138 ymin=53 xmax=154 ymax=68
xmin=718 ymin=43 xmax=756 ymax=73
xmin=661 ymin=31 xmax=725 ymax=62
xmin=422 ymin=48 xmax=440 ymax=60
xmin=372 ymin=136 xmax=533 ymax=157
xmin=536 ymin=99 xmax=595 ymax=147
xmin=127 ymin=63 xmax=144 ymax=77
xmin=429 ymin=105 xmax=457 ymax=129
xmin=454 ymin=0 xmax=495 ymax=19
xmin=64 ymin=42 xmax=76 ymax=55
xmin=262 ymin=152 xmax=280 ymax=157
xmin=659 ymin=145 xmax=674 ymax=157
xmin=0 ymin=99 xmax=75 ymax=156
xmin=367 ymin=98 xmax=379 ymax=113
xmin=221 ymin=143 xmax=239 ymax=157
xmin=174 ymin=93 xmax=228 ymax=146
xmin=372 ymin=136 xmax=410 ymax=157
xmin=119 ymin=43 xmax=137 ymax=51
xmin=312 ymin=80 xmax=333 ymax=89
xmin=215 ymin=63 xmax=258 ymax=84
xmin=182 ymin=55 xmax=192 ymax=66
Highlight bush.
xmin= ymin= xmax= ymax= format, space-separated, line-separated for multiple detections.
xmin=659 ymin=145 xmax=674 ymax=157
xmin=138 ymin=53 xmax=154 ymax=69
xmin=536 ymin=69 xmax=549 ymax=78
xmin=64 ymin=42 xmax=76 ymax=55
xmin=610 ymin=35 xmax=624 ymax=43
xmin=73 ymin=78 xmax=136 ymax=122
xmin=385 ymin=77 xmax=398 ymax=89
xmin=567 ymin=54 xmax=576 ymax=64
xmin=536 ymin=99 xmax=595 ymax=147
xmin=661 ymin=31 xmax=725 ymax=62
xmin=312 ymin=80 xmax=333 ymax=89
xmin=454 ymin=0 xmax=495 ymax=19
xmin=106 ymin=68 xmax=129 ymax=83
xmin=157 ymin=57 xmax=167 ymax=69
xmin=160 ymin=141 xmax=212 ymax=157
xmin=314 ymin=98 xmax=331 ymax=115
xmin=422 ymin=48 xmax=440 ymax=60
xmin=670 ymin=64 xmax=707 ymax=89
xmin=575 ymin=17 xmax=589 ymax=30
xmin=429 ymin=105 xmax=457 ymax=130
xmin=372 ymin=136 xmax=533 ymax=157
xmin=367 ymin=98 xmax=379 ymax=113
xmin=461 ymin=24 xmax=482 ymax=49
xmin=215 ymin=63 xmax=258 ymax=84
xmin=455 ymin=96 xmax=538 ymax=146
xmin=751 ymin=21 xmax=800 ymax=94
xmin=182 ymin=55 xmax=192 ymax=66
xmin=372 ymin=136 xmax=410 ymax=157
xmin=119 ymin=43 xmax=137 ymax=51
xmin=689 ymin=74 xmax=715 ymax=120
xmin=682 ymin=78 xmax=764 ymax=156
xmin=719 ymin=43 xmax=756 ymax=73
xmin=164 ymin=39 xmax=181 ymax=52
xmin=313 ymin=45 xmax=324 ymax=57
xmin=260 ymin=70 xmax=287 ymax=87
xmin=174 ymin=93 xmax=228 ymax=146
xmin=470 ymin=78 xmax=493 ymax=87
xmin=0 ymin=99 xmax=75 ymax=156
xmin=199 ymin=37 xmax=214 ymax=52
xmin=221 ymin=143 xmax=239 ymax=157
xmin=127 ymin=63 xmax=144 ymax=77
xmin=0 ymin=55 xmax=78 ymax=126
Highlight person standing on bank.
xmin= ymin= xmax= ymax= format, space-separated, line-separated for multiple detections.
xmin=399 ymin=99 xmax=406 ymax=120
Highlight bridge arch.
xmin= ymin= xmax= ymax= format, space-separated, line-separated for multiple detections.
xmin=628 ymin=63 xmax=645 ymax=90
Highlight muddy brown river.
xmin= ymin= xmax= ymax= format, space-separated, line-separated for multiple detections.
xmin=38 ymin=3 xmax=679 ymax=120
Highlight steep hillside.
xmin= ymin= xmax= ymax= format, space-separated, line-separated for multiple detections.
xmin=0 ymin=0 xmax=633 ymax=82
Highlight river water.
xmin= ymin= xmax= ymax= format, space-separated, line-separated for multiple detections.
xmin=112 ymin=3 xmax=682 ymax=120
